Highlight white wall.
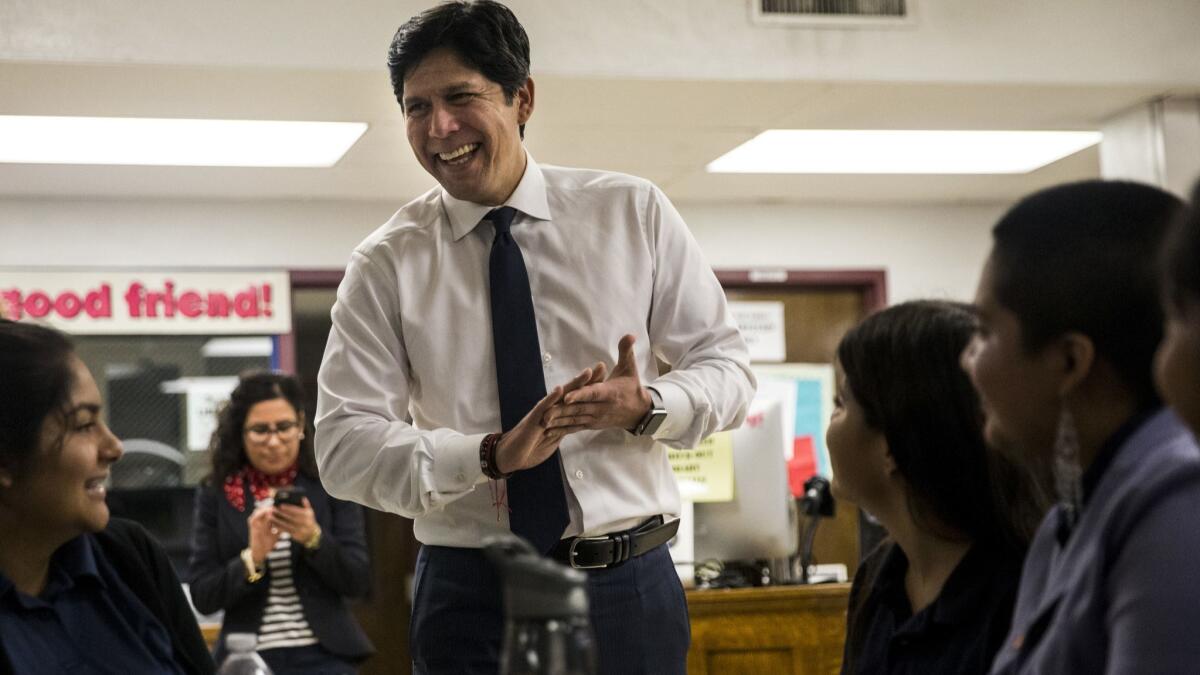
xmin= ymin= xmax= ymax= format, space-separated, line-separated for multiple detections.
xmin=0 ymin=198 xmax=395 ymax=271
xmin=680 ymin=203 xmax=1002 ymax=304
xmin=0 ymin=198 xmax=1003 ymax=304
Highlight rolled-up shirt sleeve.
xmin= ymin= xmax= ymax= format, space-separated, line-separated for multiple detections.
xmin=642 ymin=185 xmax=756 ymax=448
xmin=315 ymin=250 xmax=486 ymax=518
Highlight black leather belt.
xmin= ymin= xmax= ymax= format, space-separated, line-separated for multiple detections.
xmin=550 ymin=516 xmax=679 ymax=569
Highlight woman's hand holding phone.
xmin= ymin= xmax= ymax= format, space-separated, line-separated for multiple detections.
xmin=272 ymin=495 xmax=319 ymax=546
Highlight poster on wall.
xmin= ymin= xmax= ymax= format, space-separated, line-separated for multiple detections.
xmin=668 ymin=432 xmax=735 ymax=503
xmin=728 ymin=300 xmax=786 ymax=363
xmin=0 ymin=270 xmax=291 ymax=335
xmin=159 ymin=376 xmax=241 ymax=451
xmin=752 ymin=363 xmax=835 ymax=497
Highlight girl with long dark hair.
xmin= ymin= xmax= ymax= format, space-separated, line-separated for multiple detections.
xmin=833 ymin=301 xmax=1046 ymax=674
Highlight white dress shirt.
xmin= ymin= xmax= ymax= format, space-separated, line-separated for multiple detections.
xmin=315 ymin=154 xmax=755 ymax=548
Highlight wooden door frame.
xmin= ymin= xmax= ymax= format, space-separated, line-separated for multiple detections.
xmin=275 ymin=269 xmax=346 ymax=374
xmin=716 ymin=269 xmax=887 ymax=312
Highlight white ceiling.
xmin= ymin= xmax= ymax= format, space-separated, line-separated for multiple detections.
xmin=2 ymin=0 xmax=1199 ymax=205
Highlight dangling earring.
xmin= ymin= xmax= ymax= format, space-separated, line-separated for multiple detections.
xmin=1053 ymin=407 xmax=1083 ymax=529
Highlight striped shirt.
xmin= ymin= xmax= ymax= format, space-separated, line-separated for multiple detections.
xmin=257 ymin=528 xmax=317 ymax=652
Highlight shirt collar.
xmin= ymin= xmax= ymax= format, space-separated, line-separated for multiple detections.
xmin=0 ymin=535 xmax=104 ymax=609
xmin=1081 ymin=405 xmax=1162 ymax=505
xmin=929 ymin=543 xmax=1015 ymax=625
xmin=441 ymin=150 xmax=552 ymax=242
xmin=872 ymin=543 xmax=912 ymax=619
xmin=875 ymin=541 xmax=1015 ymax=631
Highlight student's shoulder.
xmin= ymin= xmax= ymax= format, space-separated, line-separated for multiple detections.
xmin=1101 ymin=412 xmax=1200 ymax=539
xmin=93 ymin=517 xmax=163 ymax=565
xmin=100 ymin=516 xmax=152 ymax=543
xmin=1112 ymin=412 xmax=1200 ymax=498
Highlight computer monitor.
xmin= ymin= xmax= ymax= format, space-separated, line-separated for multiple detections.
xmin=692 ymin=396 xmax=798 ymax=562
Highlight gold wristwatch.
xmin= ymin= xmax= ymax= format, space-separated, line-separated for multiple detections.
xmin=303 ymin=525 xmax=323 ymax=551
xmin=240 ymin=547 xmax=264 ymax=582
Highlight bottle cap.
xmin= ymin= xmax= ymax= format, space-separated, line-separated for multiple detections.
xmin=225 ymin=632 xmax=258 ymax=652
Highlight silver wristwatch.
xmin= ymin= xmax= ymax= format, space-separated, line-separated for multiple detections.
xmin=631 ymin=387 xmax=667 ymax=436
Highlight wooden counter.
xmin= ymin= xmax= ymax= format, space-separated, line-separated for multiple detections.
xmin=202 ymin=585 xmax=850 ymax=673
xmin=686 ymin=583 xmax=850 ymax=675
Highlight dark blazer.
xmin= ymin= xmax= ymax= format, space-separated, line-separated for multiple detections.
xmin=185 ymin=472 xmax=375 ymax=662
xmin=991 ymin=409 xmax=1200 ymax=673
xmin=1 ymin=518 xmax=216 ymax=675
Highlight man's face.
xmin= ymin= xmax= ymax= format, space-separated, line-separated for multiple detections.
xmin=402 ymin=47 xmax=533 ymax=206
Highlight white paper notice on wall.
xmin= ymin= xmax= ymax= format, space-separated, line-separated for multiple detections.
xmin=728 ymin=301 xmax=786 ymax=363
xmin=168 ymin=377 xmax=239 ymax=451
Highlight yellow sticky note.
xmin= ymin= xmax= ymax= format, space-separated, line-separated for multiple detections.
xmin=668 ymin=431 xmax=734 ymax=503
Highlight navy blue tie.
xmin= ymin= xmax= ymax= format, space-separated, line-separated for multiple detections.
xmin=486 ymin=206 xmax=569 ymax=554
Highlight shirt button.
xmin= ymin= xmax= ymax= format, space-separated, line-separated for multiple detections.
xmin=542 ymin=352 xmax=552 ymax=364
xmin=574 ymin=470 xmax=584 ymax=479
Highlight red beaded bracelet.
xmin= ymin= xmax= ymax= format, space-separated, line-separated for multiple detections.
xmin=479 ymin=433 xmax=511 ymax=480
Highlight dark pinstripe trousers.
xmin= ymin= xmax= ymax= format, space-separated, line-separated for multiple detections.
xmin=410 ymin=543 xmax=689 ymax=675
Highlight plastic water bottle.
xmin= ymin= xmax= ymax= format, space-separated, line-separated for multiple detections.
xmin=217 ymin=633 xmax=274 ymax=675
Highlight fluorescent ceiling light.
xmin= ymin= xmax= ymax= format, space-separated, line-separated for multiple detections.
xmin=0 ymin=115 xmax=368 ymax=167
xmin=707 ymin=129 xmax=1102 ymax=174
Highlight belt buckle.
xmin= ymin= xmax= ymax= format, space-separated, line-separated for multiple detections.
xmin=567 ymin=534 xmax=612 ymax=569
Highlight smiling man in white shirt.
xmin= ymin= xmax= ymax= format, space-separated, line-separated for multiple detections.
xmin=314 ymin=2 xmax=755 ymax=673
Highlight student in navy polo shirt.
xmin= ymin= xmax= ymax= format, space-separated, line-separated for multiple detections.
xmin=831 ymin=301 xmax=1047 ymax=675
xmin=0 ymin=319 xmax=213 ymax=675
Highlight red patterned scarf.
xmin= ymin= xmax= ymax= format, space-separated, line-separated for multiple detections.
xmin=222 ymin=463 xmax=299 ymax=511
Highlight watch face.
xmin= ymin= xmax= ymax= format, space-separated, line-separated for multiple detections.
xmin=641 ymin=410 xmax=667 ymax=436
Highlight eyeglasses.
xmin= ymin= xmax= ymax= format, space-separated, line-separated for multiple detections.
xmin=244 ymin=420 xmax=301 ymax=443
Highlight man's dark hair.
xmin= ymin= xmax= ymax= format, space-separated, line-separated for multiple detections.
xmin=990 ymin=179 xmax=1184 ymax=408
xmin=1163 ymin=180 xmax=1200 ymax=313
xmin=838 ymin=301 xmax=1046 ymax=551
xmin=387 ymin=1 xmax=531 ymax=136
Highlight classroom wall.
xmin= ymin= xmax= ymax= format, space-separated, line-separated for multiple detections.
xmin=679 ymin=202 xmax=1004 ymax=303
xmin=0 ymin=197 xmax=1005 ymax=304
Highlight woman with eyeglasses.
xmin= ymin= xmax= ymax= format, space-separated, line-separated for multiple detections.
xmin=186 ymin=371 xmax=374 ymax=674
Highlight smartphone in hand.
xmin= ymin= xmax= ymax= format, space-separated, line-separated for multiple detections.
xmin=274 ymin=485 xmax=307 ymax=507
